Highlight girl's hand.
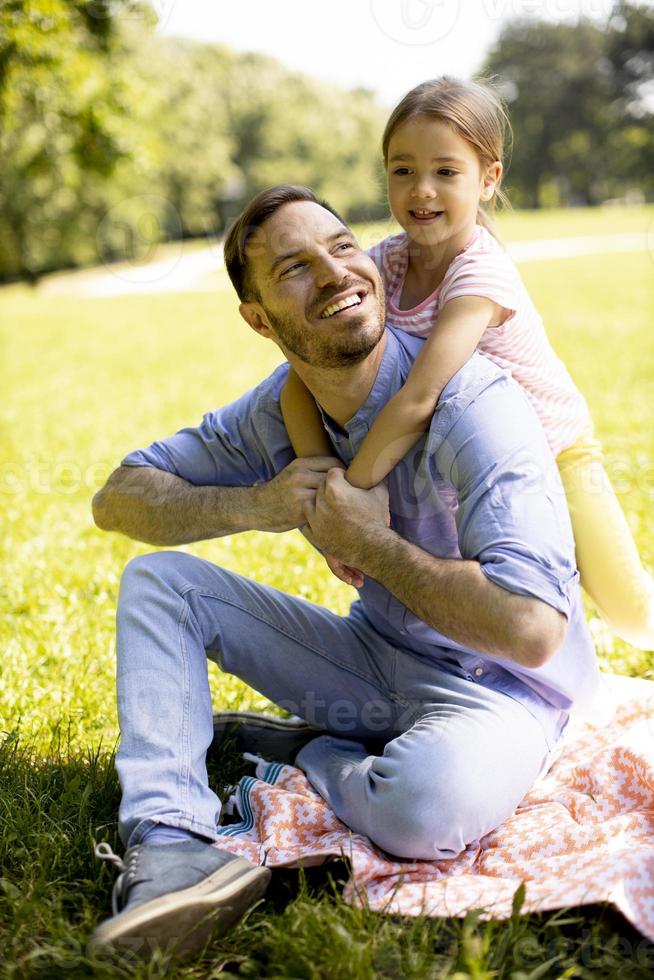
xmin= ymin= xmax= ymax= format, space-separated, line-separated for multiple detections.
xmin=324 ymin=552 xmax=364 ymax=589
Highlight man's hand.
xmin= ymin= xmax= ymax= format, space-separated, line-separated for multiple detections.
xmin=256 ymin=456 xmax=344 ymax=533
xmin=303 ymin=468 xmax=390 ymax=569
xmin=323 ymin=552 xmax=365 ymax=589
xmin=301 ymin=520 xmax=364 ymax=588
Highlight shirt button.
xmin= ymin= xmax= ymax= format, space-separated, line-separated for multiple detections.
xmin=474 ymin=667 xmax=483 ymax=677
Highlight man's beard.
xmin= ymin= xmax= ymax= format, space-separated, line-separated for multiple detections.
xmin=267 ymin=297 xmax=387 ymax=369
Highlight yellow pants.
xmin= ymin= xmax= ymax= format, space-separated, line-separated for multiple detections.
xmin=556 ymin=427 xmax=654 ymax=649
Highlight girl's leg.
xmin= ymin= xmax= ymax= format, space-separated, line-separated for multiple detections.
xmin=557 ymin=429 xmax=654 ymax=649
xmin=280 ymin=367 xmax=332 ymax=457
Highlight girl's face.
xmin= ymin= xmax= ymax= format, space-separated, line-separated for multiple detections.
xmin=386 ymin=115 xmax=501 ymax=248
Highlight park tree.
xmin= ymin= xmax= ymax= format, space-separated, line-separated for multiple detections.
xmin=605 ymin=1 xmax=654 ymax=198
xmin=483 ymin=2 xmax=653 ymax=207
xmin=0 ymin=5 xmax=386 ymax=280
xmin=0 ymin=1 xmax=154 ymax=279
xmin=204 ymin=49 xmax=386 ymax=223
xmin=133 ymin=37 xmax=240 ymax=239
xmin=483 ymin=18 xmax=617 ymax=207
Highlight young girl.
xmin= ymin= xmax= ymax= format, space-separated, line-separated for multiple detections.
xmin=280 ymin=76 xmax=654 ymax=651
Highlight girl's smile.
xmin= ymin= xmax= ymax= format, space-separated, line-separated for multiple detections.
xmin=408 ymin=207 xmax=444 ymax=223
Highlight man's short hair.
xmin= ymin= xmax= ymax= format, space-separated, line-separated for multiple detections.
xmin=223 ymin=184 xmax=346 ymax=302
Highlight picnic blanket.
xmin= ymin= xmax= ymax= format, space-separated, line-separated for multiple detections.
xmin=212 ymin=674 xmax=654 ymax=940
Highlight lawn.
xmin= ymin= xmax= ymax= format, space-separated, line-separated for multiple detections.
xmin=1 ymin=212 xmax=653 ymax=977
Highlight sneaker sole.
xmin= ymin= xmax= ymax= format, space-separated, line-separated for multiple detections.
xmin=90 ymin=856 xmax=271 ymax=956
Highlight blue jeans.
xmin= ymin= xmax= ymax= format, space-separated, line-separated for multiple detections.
xmin=116 ymin=551 xmax=568 ymax=860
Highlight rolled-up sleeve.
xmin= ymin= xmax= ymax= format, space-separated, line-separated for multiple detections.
xmin=431 ymin=363 xmax=578 ymax=617
xmin=121 ymin=364 xmax=294 ymax=487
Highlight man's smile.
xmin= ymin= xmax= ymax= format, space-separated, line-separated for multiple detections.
xmin=318 ymin=288 xmax=369 ymax=320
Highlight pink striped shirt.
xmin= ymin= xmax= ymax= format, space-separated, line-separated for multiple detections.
xmin=368 ymin=226 xmax=591 ymax=456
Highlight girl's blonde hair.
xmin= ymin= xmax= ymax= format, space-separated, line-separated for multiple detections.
xmin=382 ymin=76 xmax=512 ymax=233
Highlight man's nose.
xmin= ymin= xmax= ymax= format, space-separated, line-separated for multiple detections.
xmin=314 ymin=251 xmax=347 ymax=287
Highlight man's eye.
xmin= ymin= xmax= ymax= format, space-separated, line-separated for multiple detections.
xmin=336 ymin=242 xmax=355 ymax=252
xmin=280 ymin=263 xmax=303 ymax=277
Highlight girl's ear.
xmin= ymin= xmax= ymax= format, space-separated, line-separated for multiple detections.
xmin=239 ymin=301 xmax=274 ymax=340
xmin=481 ymin=161 xmax=503 ymax=202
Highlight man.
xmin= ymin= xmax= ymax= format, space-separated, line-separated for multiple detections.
xmin=91 ymin=184 xmax=607 ymax=955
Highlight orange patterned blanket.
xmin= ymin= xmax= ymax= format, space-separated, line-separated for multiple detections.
xmin=212 ymin=674 xmax=654 ymax=939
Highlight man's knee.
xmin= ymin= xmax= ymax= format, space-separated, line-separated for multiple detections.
xmin=366 ymin=775 xmax=465 ymax=859
xmin=121 ymin=550 xmax=171 ymax=591
xmin=118 ymin=551 xmax=204 ymax=612
xmin=363 ymin=745 xmax=493 ymax=860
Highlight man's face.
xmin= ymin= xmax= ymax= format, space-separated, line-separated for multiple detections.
xmin=240 ymin=201 xmax=386 ymax=369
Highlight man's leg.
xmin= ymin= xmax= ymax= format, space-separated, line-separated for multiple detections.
xmin=115 ymin=550 xmax=407 ymax=849
xmin=115 ymin=547 xmax=564 ymax=864
xmin=296 ymin=652 xmax=565 ymax=860
xmin=97 ymin=548 xmax=405 ymax=953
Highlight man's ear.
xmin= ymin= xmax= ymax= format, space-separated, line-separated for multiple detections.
xmin=480 ymin=161 xmax=503 ymax=202
xmin=239 ymin=301 xmax=274 ymax=340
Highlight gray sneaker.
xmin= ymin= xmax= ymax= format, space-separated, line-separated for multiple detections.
xmin=209 ymin=711 xmax=325 ymax=766
xmin=91 ymin=839 xmax=271 ymax=956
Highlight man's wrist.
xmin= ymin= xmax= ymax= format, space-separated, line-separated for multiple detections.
xmin=201 ymin=483 xmax=263 ymax=536
xmin=349 ymin=523 xmax=400 ymax=577
xmin=248 ymin=480 xmax=296 ymax=533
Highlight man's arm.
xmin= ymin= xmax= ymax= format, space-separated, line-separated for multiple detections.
xmin=356 ymin=524 xmax=565 ymax=668
xmin=303 ymin=470 xmax=565 ymax=669
xmin=92 ymin=458 xmax=341 ymax=546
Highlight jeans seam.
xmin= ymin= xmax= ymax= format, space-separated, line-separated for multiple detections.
xmin=179 ymin=582 xmax=408 ymax=708
xmin=177 ymin=597 xmax=193 ymax=813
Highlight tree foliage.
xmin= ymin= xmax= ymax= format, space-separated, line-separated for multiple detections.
xmin=0 ymin=1 xmax=652 ymax=280
xmin=0 ymin=3 xmax=385 ymax=280
xmin=0 ymin=0 xmax=148 ymax=279
xmin=483 ymin=2 xmax=654 ymax=207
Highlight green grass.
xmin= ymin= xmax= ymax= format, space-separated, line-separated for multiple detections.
xmin=1 ymin=212 xmax=654 ymax=976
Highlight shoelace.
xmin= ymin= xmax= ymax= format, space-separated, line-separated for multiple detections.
xmin=94 ymin=842 xmax=140 ymax=916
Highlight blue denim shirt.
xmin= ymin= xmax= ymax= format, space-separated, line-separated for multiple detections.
xmin=123 ymin=328 xmax=611 ymax=724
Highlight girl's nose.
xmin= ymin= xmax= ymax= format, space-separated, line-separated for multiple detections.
xmin=411 ymin=177 xmax=437 ymax=200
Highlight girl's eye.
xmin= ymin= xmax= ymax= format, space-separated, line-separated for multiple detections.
xmin=392 ymin=167 xmax=411 ymax=176
xmin=438 ymin=169 xmax=457 ymax=177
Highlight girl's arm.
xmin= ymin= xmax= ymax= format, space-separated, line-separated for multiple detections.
xmin=281 ymin=368 xmax=364 ymax=587
xmin=346 ymin=295 xmax=507 ymax=489
xmin=280 ymin=366 xmax=332 ymax=457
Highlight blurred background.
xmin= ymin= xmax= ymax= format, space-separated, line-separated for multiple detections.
xmin=1 ymin=0 xmax=652 ymax=283
xmin=1 ymin=1 xmax=653 ymax=747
